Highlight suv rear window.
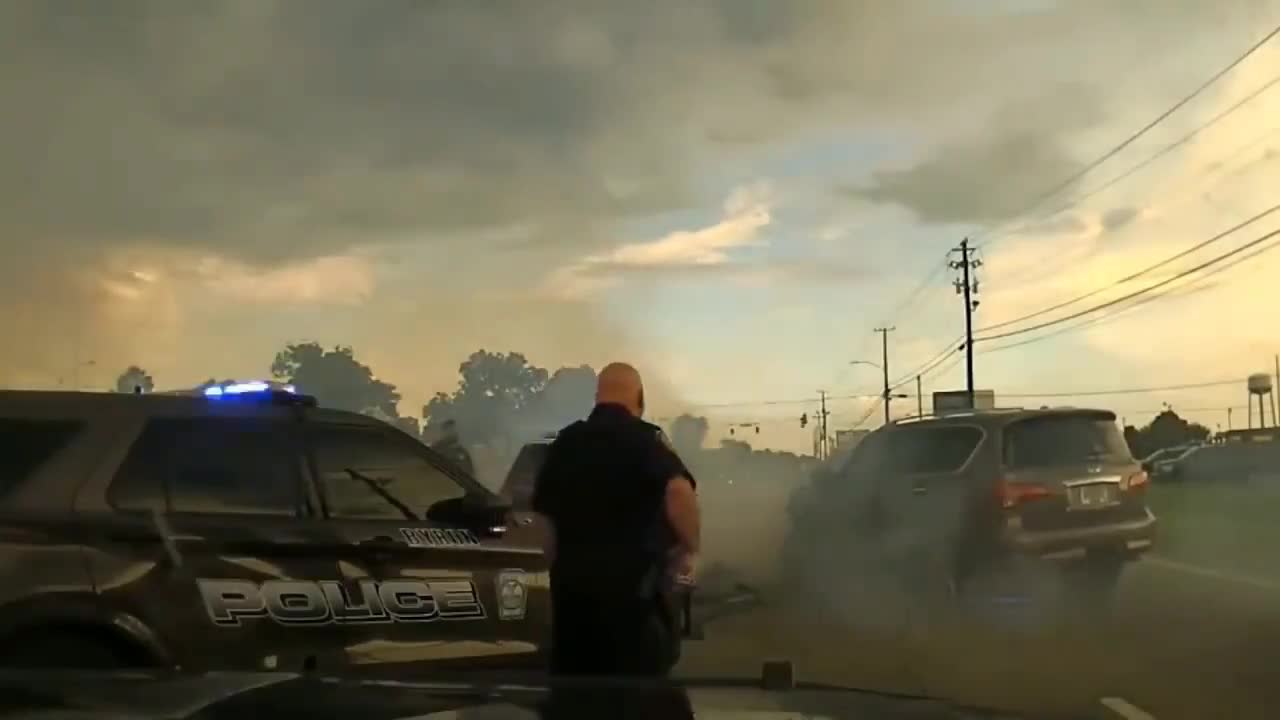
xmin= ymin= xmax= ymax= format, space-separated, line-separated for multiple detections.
xmin=503 ymin=442 xmax=549 ymax=509
xmin=0 ymin=419 xmax=82 ymax=493
xmin=1003 ymin=413 xmax=1131 ymax=469
xmin=880 ymin=425 xmax=984 ymax=475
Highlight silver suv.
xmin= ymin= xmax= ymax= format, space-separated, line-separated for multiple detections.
xmin=795 ymin=407 xmax=1155 ymax=608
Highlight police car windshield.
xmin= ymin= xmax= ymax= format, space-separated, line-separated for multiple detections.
xmin=344 ymin=467 xmax=418 ymax=521
xmin=502 ymin=442 xmax=549 ymax=508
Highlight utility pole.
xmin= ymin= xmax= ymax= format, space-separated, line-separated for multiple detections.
xmin=916 ymin=375 xmax=923 ymax=417
xmin=874 ymin=327 xmax=895 ymax=424
xmin=949 ymin=239 xmax=982 ymax=406
xmin=816 ymin=390 xmax=830 ymax=460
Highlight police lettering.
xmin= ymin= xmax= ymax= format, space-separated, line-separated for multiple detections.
xmin=197 ymin=578 xmax=485 ymax=627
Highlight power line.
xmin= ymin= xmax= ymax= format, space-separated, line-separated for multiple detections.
xmin=919 ymin=350 xmax=966 ymax=386
xmin=674 ymin=374 xmax=1251 ymax=416
xmin=972 ymin=21 xmax=1280 ymax=249
xmin=1115 ymin=405 xmax=1248 ymax=414
xmin=1000 ymin=378 xmax=1246 ymax=398
xmin=680 ymin=392 xmax=881 ymax=411
xmin=983 ymin=70 xmax=1280 ymax=248
xmin=852 ymin=398 xmax=884 ymax=429
xmin=982 ymin=121 xmax=1280 ymax=294
xmin=979 ymin=201 xmax=1280 ymax=333
xmin=977 ymin=228 xmax=1280 ymax=354
xmin=975 ymin=223 xmax=1280 ymax=343
xmin=890 ymin=335 xmax=962 ymax=389
xmin=880 ymin=255 xmax=950 ymax=327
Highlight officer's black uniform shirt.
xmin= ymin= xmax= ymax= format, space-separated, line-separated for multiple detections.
xmin=531 ymin=403 xmax=696 ymax=597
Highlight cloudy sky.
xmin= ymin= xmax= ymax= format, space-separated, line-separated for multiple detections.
xmin=4 ymin=0 xmax=1280 ymax=452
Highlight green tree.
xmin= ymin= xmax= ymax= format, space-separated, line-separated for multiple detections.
xmin=533 ymin=365 xmax=597 ymax=427
xmin=422 ymin=350 xmax=550 ymax=444
xmin=114 ymin=366 xmax=154 ymax=394
xmin=668 ymin=414 xmax=710 ymax=455
xmin=1126 ymin=409 xmax=1211 ymax=459
xmin=271 ymin=342 xmax=401 ymax=416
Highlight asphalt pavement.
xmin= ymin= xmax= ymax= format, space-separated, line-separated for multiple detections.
xmin=677 ymin=554 xmax=1280 ymax=719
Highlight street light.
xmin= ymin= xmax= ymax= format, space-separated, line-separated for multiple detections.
xmin=849 ymin=360 xmax=879 ymax=369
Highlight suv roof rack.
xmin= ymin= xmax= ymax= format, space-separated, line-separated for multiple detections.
xmin=891 ymin=407 xmax=1027 ymax=424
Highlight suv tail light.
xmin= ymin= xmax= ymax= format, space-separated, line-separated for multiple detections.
xmin=997 ymin=478 xmax=1052 ymax=509
xmin=1122 ymin=470 xmax=1149 ymax=492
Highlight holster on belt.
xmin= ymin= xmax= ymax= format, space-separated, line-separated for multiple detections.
xmin=637 ymin=562 xmax=683 ymax=668
xmin=638 ymin=508 xmax=696 ymax=666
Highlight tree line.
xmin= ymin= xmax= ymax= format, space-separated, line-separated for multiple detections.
xmin=1123 ymin=410 xmax=1212 ymax=460
xmin=113 ymin=343 xmax=1214 ymax=465
xmin=111 ymin=343 xmax=722 ymax=455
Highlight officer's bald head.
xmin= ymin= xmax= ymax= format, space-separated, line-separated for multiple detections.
xmin=596 ymin=362 xmax=645 ymax=417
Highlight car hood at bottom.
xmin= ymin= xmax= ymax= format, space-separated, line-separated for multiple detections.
xmin=0 ymin=670 xmax=1069 ymax=720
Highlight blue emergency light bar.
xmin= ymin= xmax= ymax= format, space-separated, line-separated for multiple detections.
xmin=196 ymin=381 xmax=315 ymax=407
xmin=203 ymin=381 xmax=297 ymax=398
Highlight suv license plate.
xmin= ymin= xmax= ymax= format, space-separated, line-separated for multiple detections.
xmin=1071 ymin=484 xmax=1115 ymax=508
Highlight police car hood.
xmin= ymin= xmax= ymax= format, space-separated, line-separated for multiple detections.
xmin=0 ymin=671 xmax=1058 ymax=720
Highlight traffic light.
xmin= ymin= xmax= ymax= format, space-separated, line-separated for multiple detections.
xmin=800 ymin=413 xmax=808 ymax=428
xmin=755 ymin=425 xmax=760 ymax=434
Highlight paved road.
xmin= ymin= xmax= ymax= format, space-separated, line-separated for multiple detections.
xmin=677 ymin=555 xmax=1280 ymax=719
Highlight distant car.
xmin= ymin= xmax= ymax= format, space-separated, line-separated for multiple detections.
xmin=1146 ymin=444 xmax=1202 ymax=482
xmin=0 ymin=383 xmax=549 ymax=673
xmin=500 ymin=433 xmax=556 ymax=511
xmin=799 ymin=406 xmax=1155 ymax=607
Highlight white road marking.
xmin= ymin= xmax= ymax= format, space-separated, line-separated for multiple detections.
xmin=1100 ymin=696 xmax=1156 ymax=720
xmin=1143 ymin=555 xmax=1280 ymax=592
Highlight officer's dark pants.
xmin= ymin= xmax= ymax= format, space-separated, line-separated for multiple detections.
xmin=541 ymin=589 xmax=691 ymax=719
xmin=549 ymin=589 xmax=678 ymax=677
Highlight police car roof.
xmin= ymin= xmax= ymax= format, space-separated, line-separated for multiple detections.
xmin=0 ymin=387 xmax=328 ymax=417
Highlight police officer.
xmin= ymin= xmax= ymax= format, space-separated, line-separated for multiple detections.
xmin=531 ymin=362 xmax=701 ymax=679
xmin=430 ymin=419 xmax=477 ymax=479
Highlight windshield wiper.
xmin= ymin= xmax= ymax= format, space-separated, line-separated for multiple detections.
xmin=344 ymin=468 xmax=418 ymax=521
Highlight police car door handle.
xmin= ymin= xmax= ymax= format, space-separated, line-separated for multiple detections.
xmin=912 ymin=485 xmax=928 ymax=495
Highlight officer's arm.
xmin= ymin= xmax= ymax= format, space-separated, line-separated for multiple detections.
xmin=664 ymin=475 xmax=700 ymax=555
xmin=649 ymin=430 xmax=701 ymax=554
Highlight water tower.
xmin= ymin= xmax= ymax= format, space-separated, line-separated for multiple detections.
xmin=1247 ymin=373 xmax=1275 ymax=428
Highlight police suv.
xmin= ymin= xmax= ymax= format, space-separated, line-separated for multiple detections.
xmin=0 ymin=382 xmax=549 ymax=674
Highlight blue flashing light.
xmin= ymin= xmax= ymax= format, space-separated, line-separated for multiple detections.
xmin=203 ymin=381 xmax=297 ymax=398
